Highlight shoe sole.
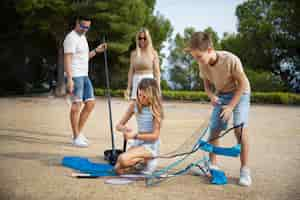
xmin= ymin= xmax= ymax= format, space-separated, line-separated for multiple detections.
xmin=238 ymin=181 xmax=251 ymax=187
xmin=72 ymin=144 xmax=89 ymax=148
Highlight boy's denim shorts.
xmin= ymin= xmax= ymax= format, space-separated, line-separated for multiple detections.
xmin=68 ymin=76 xmax=95 ymax=103
xmin=210 ymin=92 xmax=250 ymax=132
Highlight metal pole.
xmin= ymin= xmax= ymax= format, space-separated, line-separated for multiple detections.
xmin=103 ymin=37 xmax=115 ymax=154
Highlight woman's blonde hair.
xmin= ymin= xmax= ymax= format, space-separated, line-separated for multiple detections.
xmin=137 ymin=78 xmax=163 ymax=124
xmin=135 ymin=28 xmax=154 ymax=60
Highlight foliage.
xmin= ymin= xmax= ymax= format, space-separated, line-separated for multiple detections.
xmin=234 ymin=0 xmax=300 ymax=91
xmin=94 ymin=88 xmax=300 ymax=105
xmin=245 ymin=68 xmax=287 ymax=92
xmin=1 ymin=0 xmax=173 ymax=94
xmin=168 ymin=27 xmax=202 ymax=90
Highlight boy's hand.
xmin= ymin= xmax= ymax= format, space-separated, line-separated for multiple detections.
xmin=220 ymin=105 xmax=233 ymax=122
xmin=210 ymin=95 xmax=220 ymax=106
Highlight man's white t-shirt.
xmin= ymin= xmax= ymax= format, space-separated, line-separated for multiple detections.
xmin=63 ymin=30 xmax=89 ymax=77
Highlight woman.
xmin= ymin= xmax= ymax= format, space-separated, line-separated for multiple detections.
xmin=125 ymin=28 xmax=161 ymax=100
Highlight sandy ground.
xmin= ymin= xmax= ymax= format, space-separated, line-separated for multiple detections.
xmin=0 ymin=96 xmax=299 ymax=200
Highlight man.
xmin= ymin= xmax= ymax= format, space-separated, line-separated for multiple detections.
xmin=186 ymin=32 xmax=252 ymax=186
xmin=63 ymin=16 xmax=107 ymax=147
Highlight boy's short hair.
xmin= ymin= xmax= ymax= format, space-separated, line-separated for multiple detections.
xmin=186 ymin=32 xmax=213 ymax=51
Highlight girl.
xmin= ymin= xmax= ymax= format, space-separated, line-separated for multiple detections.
xmin=115 ymin=78 xmax=163 ymax=174
xmin=125 ymin=28 xmax=161 ymax=100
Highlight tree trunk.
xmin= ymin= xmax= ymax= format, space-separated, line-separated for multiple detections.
xmin=55 ymin=45 xmax=65 ymax=96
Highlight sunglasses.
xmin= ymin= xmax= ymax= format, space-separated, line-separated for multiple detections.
xmin=138 ymin=37 xmax=147 ymax=41
xmin=79 ymin=24 xmax=90 ymax=30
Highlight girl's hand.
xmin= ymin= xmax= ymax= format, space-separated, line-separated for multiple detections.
xmin=121 ymin=126 xmax=132 ymax=133
xmin=123 ymin=132 xmax=137 ymax=140
xmin=220 ymin=105 xmax=233 ymax=122
xmin=210 ymin=95 xmax=221 ymax=106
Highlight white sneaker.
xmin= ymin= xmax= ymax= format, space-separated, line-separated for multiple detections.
xmin=190 ymin=164 xmax=210 ymax=176
xmin=207 ymin=161 xmax=220 ymax=171
xmin=190 ymin=159 xmax=210 ymax=176
xmin=72 ymin=136 xmax=88 ymax=147
xmin=78 ymin=134 xmax=89 ymax=144
xmin=208 ymin=164 xmax=220 ymax=170
xmin=141 ymin=159 xmax=158 ymax=174
xmin=239 ymin=167 xmax=252 ymax=186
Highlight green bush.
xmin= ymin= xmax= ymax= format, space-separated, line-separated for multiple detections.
xmin=95 ymin=88 xmax=300 ymax=105
xmin=162 ymin=90 xmax=209 ymax=101
xmin=251 ymin=92 xmax=300 ymax=105
xmin=95 ymin=88 xmax=124 ymax=97
xmin=245 ymin=69 xmax=288 ymax=92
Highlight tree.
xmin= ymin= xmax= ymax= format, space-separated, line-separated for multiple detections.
xmin=220 ymin=32 xmax=248 ymax=64
xmin=204 ymin=27 xmax=221 ymax=50
xmin=235 ymin=0 xmax=300 ymax=92
xmin=86 ymin=0 xmax=172 ymax=89
xmin=15 ymin=0 xmax=173 ymax=93
xmin=168 ymin=27 xmax=223 ymax=90
xmin=16 ymin=0 xmax=75 ymax=95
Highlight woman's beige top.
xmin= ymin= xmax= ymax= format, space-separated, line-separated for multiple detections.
xmin=199 ymin=50 xmax=251 ymax=93
xmin=131 ymin=51 xmax=155 ymax=74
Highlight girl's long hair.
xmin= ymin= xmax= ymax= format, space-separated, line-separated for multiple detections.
xmin=135 ymin=28 xmax=154 ymax=60
xmin=137 ymin=78 xmax=163 ymax=124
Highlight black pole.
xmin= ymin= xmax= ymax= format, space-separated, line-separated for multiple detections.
xmin=103 ymin=37 xmax=115 ymax=154
xmin=123 ymin=139 xmax=127 ymax=152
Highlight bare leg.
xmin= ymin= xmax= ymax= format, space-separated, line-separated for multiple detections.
xmin=235 ymin=127 xmax=249 ymax=168
xmin=78 ymin=100 xmax=95 ymax=134
xmin=70 ymin=102 xmax=82 ymax=138
xmin=115 ymin=146 xmax=152 ymax=175
xmin=209 ymin=130 xmax=221 ymax=166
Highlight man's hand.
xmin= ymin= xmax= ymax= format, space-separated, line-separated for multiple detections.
xmin=67 ymin=79 xmax=74 ymax=94
xmin=95 ymin=43 xmax=107 ymax=53
xmin=220 ymin=105 xmax=233 ymax=122
xmin=210 ymin=95 xmax=221 ymax=106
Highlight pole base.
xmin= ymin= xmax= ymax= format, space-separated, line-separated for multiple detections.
xmin=104 ymin=149 xmax=123 ymax=165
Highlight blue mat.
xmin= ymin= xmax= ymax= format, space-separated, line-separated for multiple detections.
xmin=62 ymin=156 xmax=116 ymax=176
xmin=210 ymin=169 xmax=227 ymax=185
xmin=198 ymin=140 xmax=241 ymax=157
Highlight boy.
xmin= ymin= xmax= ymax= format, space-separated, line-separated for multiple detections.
xmin=186 ymin=32 xmax=252 ymax=186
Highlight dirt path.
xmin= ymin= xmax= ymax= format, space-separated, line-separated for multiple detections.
xmin=0 ymin=97 xmax=299 ymax=200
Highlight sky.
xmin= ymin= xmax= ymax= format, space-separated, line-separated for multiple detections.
xmin=154 ymin=0 xmax=246 ymax=78
xmin=154 ymin=0 xmax=246 ymax=38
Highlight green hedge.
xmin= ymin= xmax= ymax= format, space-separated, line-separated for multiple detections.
xmin=95 ymin=88 xmax=124 ymax=97
xmin=162 ymin=90 xmax=209 ymax=101
xmin=95 ymin=88 xmax=300 ymax=105
xmin=250 ymin=92 xmax=300 ymax=105
xmin=245 ymin=69 xmax=288 ymax=92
